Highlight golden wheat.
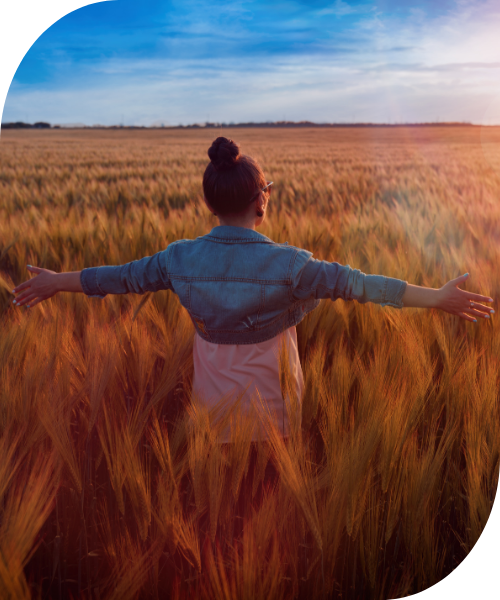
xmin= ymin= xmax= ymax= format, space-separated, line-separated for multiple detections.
xmin=0 ymin=127 xmax=499 ymax=599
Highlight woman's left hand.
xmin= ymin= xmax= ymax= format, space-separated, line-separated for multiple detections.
xmin=437 ymin=273 xmax=494 ymax=323
xmin=12 ymin=265 xmax=59 ymax=308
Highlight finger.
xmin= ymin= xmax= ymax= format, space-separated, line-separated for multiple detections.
xmin=12 ymin=281 xmax=32 ymax=293
xmin=15 ymin=293 xmax=37 ymax=307
xmin=14 ymin=291 xmax=33 ymax=303
xmin=458 ymin=312 xmax=477 ymax=323
xmin=467 ymin=302 xmax=495 ymax=315
xmin=26 ymin=265 xmax=45 ymax=274
xmin=464 ymin=292 xmax=494 ymax=303
xmin=464 ymin=307 xmax=491 ymax=319
xmin=451 ymin=273 xmax=470 ymax=286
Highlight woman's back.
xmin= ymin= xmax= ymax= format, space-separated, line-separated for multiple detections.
xmin=80 ymin=223 xmax=406 ymax=344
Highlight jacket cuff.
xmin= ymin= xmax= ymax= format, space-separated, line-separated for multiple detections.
xmin=380 ymin=278 xmax=407 ymax=308
xmin=80 ymin=267 xmax=106 ymax=299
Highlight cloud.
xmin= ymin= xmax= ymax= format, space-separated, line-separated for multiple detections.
xmin=3 ymin=0 xmax=500 ymax=125
xmin=316 ymin=0 xmax=361 ymax=17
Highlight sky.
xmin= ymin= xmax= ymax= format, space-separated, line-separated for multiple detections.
xmin=2 ymin=0 xmax=500 ymax=126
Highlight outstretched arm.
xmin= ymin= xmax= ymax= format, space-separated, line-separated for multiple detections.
xmin=292 ymin=255 xmax=494 ymax=322
xmin=12 ymin=249 xmax=172 ymax=308
xmin=402 ymin=273 xmax=494 ymax=323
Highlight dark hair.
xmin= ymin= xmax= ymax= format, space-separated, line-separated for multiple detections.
xmin=203 ymin=137 xmax=266 ymax=215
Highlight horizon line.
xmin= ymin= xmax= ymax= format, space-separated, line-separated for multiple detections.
xmin=3 ymin=119 xmax=499 ymax=130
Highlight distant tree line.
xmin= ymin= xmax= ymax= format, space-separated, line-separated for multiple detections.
xmin=1 ymin=120 xmax=476 ymax=130
xmin=1 ymin=121 xmax=53 ymax=129
xmin=190 ymin=120 xmax=475 ymax=129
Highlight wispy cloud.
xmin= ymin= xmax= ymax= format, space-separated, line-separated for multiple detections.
xmin=3 ymin=0 xmax=500 ymax=125
xmin=314 ymin=0 xmax=361 ymax=18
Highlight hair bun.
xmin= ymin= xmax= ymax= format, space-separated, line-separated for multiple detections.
xmin=208 ymin=137 xmax=240 ymax=171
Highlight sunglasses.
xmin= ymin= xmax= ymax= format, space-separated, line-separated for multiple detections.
xmin=249 ymin=181 xmax=273 ymax=203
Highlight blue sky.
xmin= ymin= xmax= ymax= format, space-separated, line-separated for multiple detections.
xmin=3 ymin=0 xmax=500 ymax=125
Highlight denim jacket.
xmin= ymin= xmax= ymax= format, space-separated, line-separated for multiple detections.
xmin=80 ymin=225 xmax=407 ymax=345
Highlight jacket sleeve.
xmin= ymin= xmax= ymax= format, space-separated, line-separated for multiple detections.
xmin=80 ymin=248 xmax=172 ymax=299
xmin=291 ymin=253 xmax=407 ymax=308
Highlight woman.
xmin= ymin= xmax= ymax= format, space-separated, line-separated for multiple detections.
xmin=11 ymin=136 xmax=494 ymax=443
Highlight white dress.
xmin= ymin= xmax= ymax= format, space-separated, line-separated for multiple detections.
xmin=191 ymin=326 xmax=304 ymax=442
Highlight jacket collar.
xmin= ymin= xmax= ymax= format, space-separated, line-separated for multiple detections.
xmin=204 ymin=225 xmax=274 ymax=243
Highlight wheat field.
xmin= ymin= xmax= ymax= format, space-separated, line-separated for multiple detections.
xmin=0 ymin=126 xmax=499 ymax=599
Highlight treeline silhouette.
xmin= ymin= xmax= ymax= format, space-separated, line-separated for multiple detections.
xmin=2 ymin=121 xmax=52 ymax=129
xmin=2 ymin=120 xmax=476 ymax=130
